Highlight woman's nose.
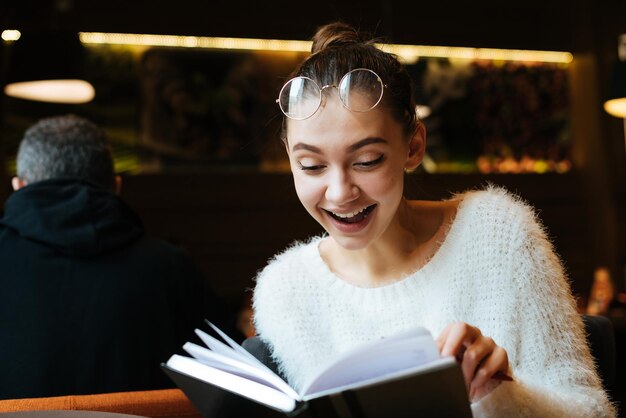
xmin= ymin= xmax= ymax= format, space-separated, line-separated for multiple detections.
xmin=325 ymin=170 xmax=359 ymax=204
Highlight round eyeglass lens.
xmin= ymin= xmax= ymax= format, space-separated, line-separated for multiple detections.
xmin=338 ymin=69 xmax=384 ymax=112
xmin=278 ymin=77 xmax=322 ymax=120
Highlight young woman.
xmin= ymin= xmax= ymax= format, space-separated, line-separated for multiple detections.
xmin=252 ymin=22 xmax=614 ymax=417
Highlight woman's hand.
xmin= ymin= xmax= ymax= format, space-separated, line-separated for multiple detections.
xmin=436 ymin=322 xmax=510 ymax=400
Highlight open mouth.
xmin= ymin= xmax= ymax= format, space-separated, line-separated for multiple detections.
xmin=325 ymin=204 xmax=376 ymax=224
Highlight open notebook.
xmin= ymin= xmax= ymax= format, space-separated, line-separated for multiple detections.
xmin=162 ymin=322 xmax=473 ymax=417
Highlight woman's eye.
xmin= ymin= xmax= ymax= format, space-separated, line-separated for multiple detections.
xmin=355 ymin=154 xmax=385 ymax=168
xmin=298 ymin=162 xmax=325 ymax=172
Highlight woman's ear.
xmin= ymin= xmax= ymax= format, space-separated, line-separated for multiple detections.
xmin=405 ymin=122 xmax=426 ymax=171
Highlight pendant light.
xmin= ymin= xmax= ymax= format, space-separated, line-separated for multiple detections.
xmin=3 ymin=30 xmax=95 ymax=104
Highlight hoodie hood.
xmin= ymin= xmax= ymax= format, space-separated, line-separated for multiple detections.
xmin=0 ymin=178 xmax=144 ymax=256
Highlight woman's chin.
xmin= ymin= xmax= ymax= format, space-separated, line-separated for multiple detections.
xmin=326 ymin=231 xmax=375 ymax=251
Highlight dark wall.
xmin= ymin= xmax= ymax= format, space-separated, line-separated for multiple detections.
xmin=121 ymin=172 xmax=322 ymax=307
xmin=67 ymin=0 xmax=576 ymax=51
xmin=0 ymin=0 xmax=584 ymax=50
xmin=121 ymin=172 xmax=593 ymax=308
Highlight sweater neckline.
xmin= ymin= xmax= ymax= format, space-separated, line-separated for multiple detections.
xmin=308 ymin=193 xmax=472 ymax=292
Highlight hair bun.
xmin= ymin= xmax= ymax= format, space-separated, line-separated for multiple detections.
xmin=311 ymin=22 xmax=367 ymax=54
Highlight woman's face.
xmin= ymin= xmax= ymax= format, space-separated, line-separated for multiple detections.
xmin=285 ymin=96 xmax=424 ymax=251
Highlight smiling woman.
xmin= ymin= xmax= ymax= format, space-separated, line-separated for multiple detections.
xmin=251 ymin=22 xmax=616 ymax=418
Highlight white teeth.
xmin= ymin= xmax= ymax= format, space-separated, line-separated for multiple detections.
xmin=332 ymin=207 xmax=367 ymax=218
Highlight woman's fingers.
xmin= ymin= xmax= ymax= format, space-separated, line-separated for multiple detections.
xmin=438 ymin=322 xmax=481 ymax=390
xmin=470 ymin=345 xmax=509 ymax=391
xmin=460 ymin=336 xmax=495 ymax=388
xmin=439 ymin=322 xmax=480 ymax=358
xmin=436 ymin=322 xmax=510 ymax=398
xmin=435 ymin=323 xmax=453 ymax=352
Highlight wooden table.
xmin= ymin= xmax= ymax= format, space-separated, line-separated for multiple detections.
xmin=0 ymin=411 xmax=146 ymax=418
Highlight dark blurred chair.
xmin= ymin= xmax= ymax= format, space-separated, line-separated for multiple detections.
xmin=244 ymin=315 xmax=617 ymax=389
xmin=582 ymin=314 xmax=616 ymax=390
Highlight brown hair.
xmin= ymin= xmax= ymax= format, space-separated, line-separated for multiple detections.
xmin=281 ymin=22 xmax=418 ymax=140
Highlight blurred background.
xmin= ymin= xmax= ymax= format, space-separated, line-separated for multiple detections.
xmin=0 ymin=0 xmax=625 ymax=411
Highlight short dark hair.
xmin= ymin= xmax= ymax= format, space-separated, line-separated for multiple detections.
xmin=16 ymin=114 xmax=115 ymax=190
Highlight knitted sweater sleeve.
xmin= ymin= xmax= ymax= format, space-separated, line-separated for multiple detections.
xmin=471 ymin=200 xmax=615 ymax=418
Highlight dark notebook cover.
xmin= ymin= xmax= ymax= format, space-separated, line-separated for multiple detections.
xmin=162 ymin=360 xmax=473 ymax=418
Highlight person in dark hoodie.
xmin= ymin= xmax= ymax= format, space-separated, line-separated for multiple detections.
xmin=0 ymin=114 xmax=239 ymax=399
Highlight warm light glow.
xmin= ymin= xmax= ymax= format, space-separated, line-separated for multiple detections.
xmin=476 ymin=155 xmax=571 ymax=174
xmin=4 ymin=79 xmax=95 ymax=104
xmin=79 ymin=32 xmax=312 ymax=53
xmin=421 ymin=153 xmax=438 ymax=173
xmin=416 ymin=105 xmax=432 ymax=119
xmin=380 ymin=45 xmax=572 ymax=64
xmin=1 ymin=30 xmax=21 ymax=41
xmin=603 ymin=98 xmax=626 ymax=118
xmin=79 ymin=32 xmax=573 ymax=64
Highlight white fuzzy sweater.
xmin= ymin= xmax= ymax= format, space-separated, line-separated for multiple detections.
xmin=253 ymin=188 xmax=615 ymax=417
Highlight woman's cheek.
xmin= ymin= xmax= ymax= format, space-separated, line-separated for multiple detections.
xmin=294 ymin=176 xmax=322 ymax=206
xmin=366 ymin=167 xmax=403 ymax=196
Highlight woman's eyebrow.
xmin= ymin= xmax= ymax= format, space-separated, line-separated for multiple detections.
xmin=346 ymin=137 xmax=387 ymax=153
xmin=291 ymin=137 xmax=387 ymax=154
xmin=291 ymin=143 xmax=322 ymax=154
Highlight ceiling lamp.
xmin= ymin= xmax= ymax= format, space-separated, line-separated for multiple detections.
xmin=3 ymin=31 xmax=95 ymax=104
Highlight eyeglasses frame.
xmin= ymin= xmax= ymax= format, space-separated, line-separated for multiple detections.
xmin=276 ymin=68 xmax=387 ymax=120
